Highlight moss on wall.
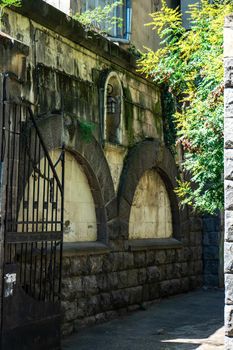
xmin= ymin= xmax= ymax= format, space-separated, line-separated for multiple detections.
xmin=123 ymin=86 xmax=134 ymax=146
xmin=152 ymin=99 xmax=163 ymax=139
xmin=78 ymin=120 xmax=96 ymax=142
xmin=161 ymin=85 xmax=177 ymax=154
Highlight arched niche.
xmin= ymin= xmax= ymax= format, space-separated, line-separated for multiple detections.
xmin=17 ymin=113 xmax=116 ymax=245
xmin=103 ymin=71 xmax=123 ymax=144
xmin=18 ymin=149 xmax=98 ymax=242
xmin=129 ymin=169 xmax=172 ymax=239
xmin=118 ymin=139 xmax=181 ymax=241
xmin=51 ymin=150 xmax=97 ymax=242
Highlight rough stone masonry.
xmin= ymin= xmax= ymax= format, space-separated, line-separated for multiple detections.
xmin=224 ymin=14 xmax=233 ymax=350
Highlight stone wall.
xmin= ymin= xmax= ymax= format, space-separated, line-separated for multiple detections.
xmin=224 ymin=14 xmax=233 ymax=350
xmin=61 ymin=218 xmax=203 ymax=335
xmin=202 ymin=215 xmax=221 ymax=287
xmin=57 ymin=136 xmax=203 ymax=335
xmin=0 ymin=0 xmax=204 ymax=338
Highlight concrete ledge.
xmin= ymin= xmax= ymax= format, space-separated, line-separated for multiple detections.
xmin=63 ymin=242 xmax=111 ymax=256
xmin=128 ymin=238 xmax=183 ymax=252
xmin=0 ymin=30 xmax=29 ymax=55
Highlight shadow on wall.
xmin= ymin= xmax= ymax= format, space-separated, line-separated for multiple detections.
xmin=202 ymin=215 xmax=222 ymax=287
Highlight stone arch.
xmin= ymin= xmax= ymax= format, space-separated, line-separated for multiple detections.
xmin=118 ymin=139 xmax=181 ymax=240
xmin=128 ymin=169 xmax=173 ymax=239
xmin=20 ymin=113 xmax=116 ymax=243
xmin=51 ymin=149 xmax=98 ymax=242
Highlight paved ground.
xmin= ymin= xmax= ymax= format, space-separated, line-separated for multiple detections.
xmin=62 ymin=289 xmax=224 ymax=350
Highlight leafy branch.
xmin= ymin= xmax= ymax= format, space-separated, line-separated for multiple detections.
xmin=0 ymin=0 xmax=21 ymax=18
xmin=138 ymin=0 xmax=233 ymax=214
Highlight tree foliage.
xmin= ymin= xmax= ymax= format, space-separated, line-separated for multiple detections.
xmin=138 ymin=0 xmax=233 ymax=214
xmin=0 ymin=0 xmax=21 ymax=16
xmin=73 ymin=1 xmax=123 ymax=36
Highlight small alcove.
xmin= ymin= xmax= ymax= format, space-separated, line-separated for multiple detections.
xmin=104 ymin=72 xmax=123 ymax=144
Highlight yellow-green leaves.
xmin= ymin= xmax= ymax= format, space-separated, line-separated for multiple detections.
xmin=146 ymin=0 xmax=182 ymax=34
xmin=138 ymin=0 xmax=233 ymax=214
xmin=0 ymin=0 xmax=21 ymax=7
xmin=0 ymin=0 xmax=21 ymax=18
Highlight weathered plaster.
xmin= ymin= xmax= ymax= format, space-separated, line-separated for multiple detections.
xmin=129 ymin=169 xmax=172 ymax=239
xmin=55 ymin=150 xmax=98 ymax=242
xmin=104 ymin=143 xmax=127 ymax=192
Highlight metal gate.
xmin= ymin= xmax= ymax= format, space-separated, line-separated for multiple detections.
xmin=0 ymin=79 xmax=64 ymax=349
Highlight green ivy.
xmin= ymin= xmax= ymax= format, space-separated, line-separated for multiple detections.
xmin=138 ymin=0 xmax=233 ymax=214
xmin=0 ymin=0 xmax=21 ymax=17
xmin=79 ymin=120 xmax=95 ymax=143
xmin=123 ymin=87 xmax=134 ymax=146
xmin=161 ymin=85 xmax=177 ymax=155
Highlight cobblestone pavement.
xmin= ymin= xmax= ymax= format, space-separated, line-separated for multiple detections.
xmin=62 ymin=289 xmax=224 ymax=350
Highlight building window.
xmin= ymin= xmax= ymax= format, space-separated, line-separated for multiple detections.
xmin=104 ymin=72 xmax=123 ymax=144
xmin=180 ymin=0 xmax=200 ymax=29
xmin=81 ymin=0 xmax=132 ymax=40
xmin=129 ymin=169 xmax=172 ymax=239
xmin=43 ymin=0 xmax=71 ymax=14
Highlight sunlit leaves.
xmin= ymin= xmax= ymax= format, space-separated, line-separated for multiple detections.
xmin=0 ymin=0 xmax=21 ymax=7
xmin=0 ymin=0 xmax=21 ymax=17
xmin=138 ymin=0 xmax=233 ymax=214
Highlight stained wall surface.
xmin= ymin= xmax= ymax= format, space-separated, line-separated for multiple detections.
xmin=129 ymin=169 xmax=172 ymax=239
xmin=55 ymin=150 xmax=98 ymax=242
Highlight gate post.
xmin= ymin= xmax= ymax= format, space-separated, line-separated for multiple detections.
xmin=0 ymin=110 xmax=9 ymax=338
xmin=0 ymin=32 xmax=29 ymax=346
xmin=224 ymin=14 xmax=233 ymax=350
xmin=0 ymin=102 xmax=7 ymax=339
xmin=0 ymin=43 xmax=9 ymax=343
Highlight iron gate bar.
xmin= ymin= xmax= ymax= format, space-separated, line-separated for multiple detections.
xmin=28 ymin=108 xmax=63 ymax=194
xmin=2 ymin=104 xmax=64 ymax=299
xmin=0 ymin=72 xmax=65 ymax=349
xmin=5 ymin=232 xmax=62 ymax=243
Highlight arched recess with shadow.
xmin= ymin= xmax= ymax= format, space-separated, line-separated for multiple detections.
xmin=18 ymin=113 xmax=116 ymax=244
xmin=118 ymin=139 xmax=181 ymax=241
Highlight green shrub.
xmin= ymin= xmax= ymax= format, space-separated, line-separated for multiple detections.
xmin=138 ymin=0 xmax=233 ymax=214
